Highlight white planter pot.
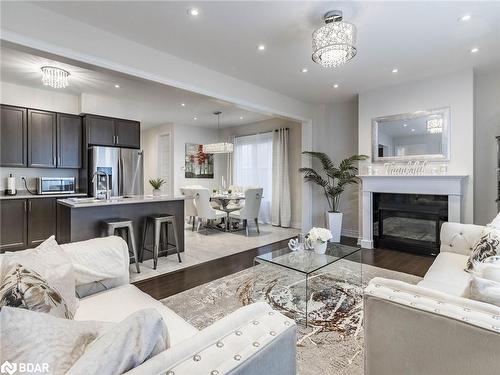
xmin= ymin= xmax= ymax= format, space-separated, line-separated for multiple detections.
xmin=153 ymin=189 xmax=161 ymax=197
xmin=325 ymin=211 xmax=343 ymax=243
xmin=312 ymin=241 xmax=328 ymax=254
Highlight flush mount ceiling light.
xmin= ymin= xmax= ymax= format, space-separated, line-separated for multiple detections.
xmin=41 ymin=66 xmax=70 ymax=88
xmin=202 ymin=111 xmax=234 ymax=154
xmin=312 ymin=10 xmax=357 ymax=68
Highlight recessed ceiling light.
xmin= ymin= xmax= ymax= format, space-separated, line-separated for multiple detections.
xmin=333 ymin=84 xmax=339 ymax=88
xmin=392 ymin=68 xmax=399 ymax=74
xmin=239 ymin=116 xmax=244 ymax=120
xmin=411 ymin=128 xmax=415 ymax=132
xmin=114 ymin=84 xmax=120 ymax=88
xmin=181 ymin=103 xmax=186 ymax=107
xmin=193 ymin=117 xmax=197 ymax=120
xmin=188 ymin=8 xmax=199 ymax=16
xmin=403 ymin=123 xmax=408 ymax=127
xmin=470 ymin=47 xmax=479 ymax=54
xmin=459 ymin=14 xmax=471 ymax=22
xmin=301 ymin=68 xmax=308 ymax=73
xmin=257 ymin=44 xmax=266 ymax=51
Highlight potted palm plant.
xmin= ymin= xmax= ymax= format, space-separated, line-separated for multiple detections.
xmin=300 ymin=152 xmax=368 ymax=242
xmin=149 ymin=178 xmax=165 ymax=197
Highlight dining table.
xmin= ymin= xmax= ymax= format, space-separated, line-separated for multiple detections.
xmin=210 ymin=193 xmax=245 ymax=231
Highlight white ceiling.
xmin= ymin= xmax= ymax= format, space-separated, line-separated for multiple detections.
xmin=0 ymin=45 xmax=274 ymax=129
xmin=32 ymin=1 xmax=500 ymax=104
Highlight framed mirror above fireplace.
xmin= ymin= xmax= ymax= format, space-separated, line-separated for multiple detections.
xmin=372 ymin=107 xmax=451 ymax=162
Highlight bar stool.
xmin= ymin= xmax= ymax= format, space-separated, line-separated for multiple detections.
xmin=140 ymin=214 xmax=182 ymax=270
xmin=103 ymin=218 xmax=140 ymax=273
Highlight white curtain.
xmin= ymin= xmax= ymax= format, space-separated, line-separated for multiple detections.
xmin=226 ymin=135 xmax=235 ymax=187
xmin=271 ymin=128 xmax=291 ymax=227
xmin=233 ymin=132 xmax=273 ymax=223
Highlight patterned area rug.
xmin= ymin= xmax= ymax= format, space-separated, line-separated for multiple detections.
xmin=161 ymin=259 xmax=421 ymax=375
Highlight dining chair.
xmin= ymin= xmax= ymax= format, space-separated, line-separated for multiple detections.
xmin=228 ymin=188 xmax=263 ymax=236
xmin=180 ymin=187 xmax=198 ymax=231
xmin=193 ymin=188 xmax=227 ymax=234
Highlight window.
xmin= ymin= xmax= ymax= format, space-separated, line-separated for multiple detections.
xmin=233 ymin=132 xmax=273 ymax=223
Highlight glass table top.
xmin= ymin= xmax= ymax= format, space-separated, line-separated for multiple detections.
xmin=255 ymin=242 xmax=361 ymax=275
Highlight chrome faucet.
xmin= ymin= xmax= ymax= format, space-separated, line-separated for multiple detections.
xmin=92 ymin=171 xmax=110 ymax=200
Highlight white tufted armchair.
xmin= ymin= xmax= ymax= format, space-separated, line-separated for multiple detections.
xmin=364 ymin=222 xmax=500 ymax=375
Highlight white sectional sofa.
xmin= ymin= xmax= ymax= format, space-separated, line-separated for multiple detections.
xmin=54 ymin=237 xmax=297 ymax=374
xmin=364 ymin=222 xmax=500 ymax=375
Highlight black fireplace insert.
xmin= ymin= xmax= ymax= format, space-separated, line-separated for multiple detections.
xmin=373 ymin=193 xmax=448 ymax=256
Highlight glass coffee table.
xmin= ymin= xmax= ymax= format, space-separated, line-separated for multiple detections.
xmin=254 ymin=242 xmax=362 ymax=326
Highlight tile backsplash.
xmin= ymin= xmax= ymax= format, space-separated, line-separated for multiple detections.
xmin=0 ymin=167 xmax=79 ymax=191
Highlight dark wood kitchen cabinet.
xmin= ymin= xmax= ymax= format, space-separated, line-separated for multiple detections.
xmin=84 ymin=114 xmax=140 ymax=149
xmin=85 ymin=115 xmax=115 ymax=147
xmin=28 ymin=109 xmax=57 ymax=168
xmin=115 ymin=119 xmax=140 ymax=148
xmin=0 ymin=104 xmax=27 ymax=167
xmin=27 ymin=198 xmax=56 ymax=247
xmin=57 ymin=113 xmax=82 ymax=168
xmin=0 ymin=199 xmax=28 ymax=252
xmin=0 ymin=197 xmax=57 ymax=252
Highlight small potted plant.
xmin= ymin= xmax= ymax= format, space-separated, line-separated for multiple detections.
xmin=307 ymin=227 xmax=332 ymax=254
xmin=149 ymin=178 xmax=165 ymax=197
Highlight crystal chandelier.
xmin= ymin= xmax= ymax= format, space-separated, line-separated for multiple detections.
xmin=202 ymin=111 xmax=234 ymax=154
xmin=427 ymin=118 xmax=443 ymax=134
xmin=312 ymin=10 xmax=357 ymax=68
xmin=41 ymin=66 xmax=70 ymax=88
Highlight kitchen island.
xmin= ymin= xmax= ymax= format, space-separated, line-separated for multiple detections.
xmin=57 ymin=195 xmax=185 ymax=261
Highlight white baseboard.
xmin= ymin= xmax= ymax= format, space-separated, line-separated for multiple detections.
xmin=360 ymin=239 xmax=374 ymax=249
xmin=341 ymin=228 xmax=359 ymax=239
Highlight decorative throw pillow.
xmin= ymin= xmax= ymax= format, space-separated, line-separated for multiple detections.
xmin=0 ymin=307 xmax=168 ymax=375
xmin=466 ymin=228 xmax=500 ymax=271
xmin=470 ymin=276 xmax=500 ymax=307
xmin=0 ymin=263 xmax=73 ymax=319
xmin=0 ymin=236 xmax=78 ymax=318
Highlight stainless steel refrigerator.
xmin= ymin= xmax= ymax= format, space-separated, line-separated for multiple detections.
xmin=89 ymin=146 xmax=143 ymax=198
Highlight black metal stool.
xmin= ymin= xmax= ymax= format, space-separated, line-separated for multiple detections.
xmin=140 ymin=214 xmax=181 ymax=269
xmin=103 ymin=218 xmax=140 ymax=273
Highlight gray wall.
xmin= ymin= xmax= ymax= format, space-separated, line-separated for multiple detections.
xmin=474 ymin=66 xmax=500 ymax=225
xmin=312 ymin=98 xmax=359 ymax=237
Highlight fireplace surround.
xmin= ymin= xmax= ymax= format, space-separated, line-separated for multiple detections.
xmin=359 ymin=175 xmax=468 ymax=251
xmin=373 ymin=193 xmax=448 ymax=255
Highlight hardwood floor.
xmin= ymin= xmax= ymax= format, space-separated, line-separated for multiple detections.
xmin=134 ymin=236 xmax=434 ymax=300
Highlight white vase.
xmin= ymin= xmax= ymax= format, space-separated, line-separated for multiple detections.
xmin=325 ymin=211 xmax=343 ymax=243
xmin=313 ymin=241 xmax=327 ymax=254
xmin=153 ymin=189 xmax=161 ymax=197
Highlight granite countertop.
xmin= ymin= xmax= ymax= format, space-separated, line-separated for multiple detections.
xmin=0 ymin=191 xmax=88 ymax=200
xmin=57 ymin=194 xmax=185 ymax=208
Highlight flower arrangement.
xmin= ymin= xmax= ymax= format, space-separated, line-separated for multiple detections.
xmin=308 ymin=227 xmax=333 ymax=243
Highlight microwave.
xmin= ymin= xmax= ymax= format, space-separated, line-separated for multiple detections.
xmin=36 ymin=177 xmax=76 ymax=195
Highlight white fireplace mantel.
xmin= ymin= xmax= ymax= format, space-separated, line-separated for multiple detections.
xmin=359 ymin=175 xmax=468 ymax=249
